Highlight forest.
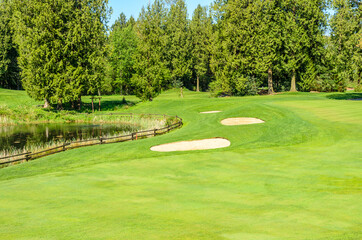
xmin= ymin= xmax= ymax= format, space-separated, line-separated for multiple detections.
xmin=0 ymin=0 xmax=361 ymax=106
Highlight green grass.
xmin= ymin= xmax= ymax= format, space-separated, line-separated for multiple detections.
xmin=0 ymin=88 xmax=361 ymax=239
xmin=0 ymin=89 xmax=142 ymax=124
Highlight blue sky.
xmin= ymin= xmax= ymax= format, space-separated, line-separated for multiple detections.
xmin=108 ymin=0 xmax=214 ymax=26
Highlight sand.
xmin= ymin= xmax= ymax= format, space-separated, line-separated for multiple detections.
xmin=221 ymin=118 xmax=265 ymax=126
xmin=150 ymin=138 xmax=231 ymax=152
xmin=200 ymin=111 xmax=222 ymax=114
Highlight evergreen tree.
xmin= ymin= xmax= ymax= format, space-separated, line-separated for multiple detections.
xmin=281 ymin=0 xmax=327 ymax=92
xmin=210 ymin=0 xmax=247 ymax=96
xmin=12 ymin=0 xmax=110 ymax=108
xmin=128 ymin=16 xmax=136 ymax=27
xmin=330 ymin=0 xmax=361 ymax=91
xmin=109 ymin=14 xmax=138 ymax=95
xmin=210 ymin=0 xmax=272 ymax=96
xmin=190 ymin=5 xmax=213 ymax=92
xmin=0 ymin=0 xmax=21 ymax=90
xmin=253 ymin=0 xmax=284 ymax=94
xmin=111 ymin=12 xmax=127 ymax=32
xmin=132 ymin=1 xmax=170 ymax=101
xmin=165 ymin=0 xmax=191 ymax=88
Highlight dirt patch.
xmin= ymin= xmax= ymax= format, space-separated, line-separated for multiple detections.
xmin=221 ymin=118 xmax=265 ymax=126
xmin=150 ymin=138 xmax=231 ymax=152
xmin=200 ymin=111 xmax=222 ymax=114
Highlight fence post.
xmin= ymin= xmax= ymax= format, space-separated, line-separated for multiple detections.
xmin=154 ymin=129 xmax=157 ymax=136
xmin=63 ymin=143 xmax=66 ymax=151
xmin=25 ymin=152 xmax=32 ymax=162
xmin=100 ymin=138 xmax=103 ymax=144
xmin=131 ymin=133 xmax=134 ymax=141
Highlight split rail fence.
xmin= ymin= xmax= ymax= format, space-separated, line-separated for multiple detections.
xmin=0 ymin=113 xmax=182 ymax=168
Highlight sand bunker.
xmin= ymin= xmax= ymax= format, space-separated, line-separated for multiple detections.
xmin=150 ymin=138 xmax=230 ymax=152
xmin=221 ymin=117 xmax=265 ymax=126
xmin=200 ymin=111 xmax=222 ymax=114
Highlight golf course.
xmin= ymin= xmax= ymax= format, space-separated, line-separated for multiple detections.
xmin=0 ymin=88 xmax=361 ymax=239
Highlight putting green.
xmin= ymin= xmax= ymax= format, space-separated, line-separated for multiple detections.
xmin=0 ymin=89 xmax=361 ymax=240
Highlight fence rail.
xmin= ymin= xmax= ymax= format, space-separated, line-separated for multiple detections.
xmin=0 ymin=113 xmax=182 ymax=168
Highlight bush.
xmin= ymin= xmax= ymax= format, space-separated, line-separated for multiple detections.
xmin=355 ymin=84 xmax=362 ymax=92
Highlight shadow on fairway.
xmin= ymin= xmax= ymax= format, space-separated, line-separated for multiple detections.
xmin=99 ymin=99 xmax=138 ymax=111
xmin=327 ymin=93 xmax=362 ymax=100
xmin=45 ymin=99 xmax=140 ymax=113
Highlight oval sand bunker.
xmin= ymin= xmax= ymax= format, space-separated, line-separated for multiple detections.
xmin=221 ymin=117 xmax=264 ymax=126
xmin=200 ymin=111 xmax=222 ymax=114
xmin=150 ymin=138 xmax=230 ymax=152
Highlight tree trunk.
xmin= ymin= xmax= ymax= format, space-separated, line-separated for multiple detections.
xmin=290 ymin=69 xmax=297 ymax=92
xmin=196 ymin=75 xmax=200 ymax=92
xmin=44 ymin=98 xmax=50 ymax=109
xmin=78 ymin=97 xmax=82 ymax=111
xmin=268 ymin=67 xmax=274 ymax=94
xmin=57 ymin=99 xmax=63 ymax=110
xmin=91 ymin=98 xmax=94 ymax=113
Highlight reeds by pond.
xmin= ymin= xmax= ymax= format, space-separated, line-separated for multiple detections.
xmin=0 ymin=113 xmax=183 ymax=167
xmin=0 ymin=115 xmax=15 ymax=126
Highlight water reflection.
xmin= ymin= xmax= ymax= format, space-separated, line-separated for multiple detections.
xmin=0 ymin=123 xmax=139 ymax=152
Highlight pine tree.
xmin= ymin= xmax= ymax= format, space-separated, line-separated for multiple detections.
xmin=190 ymin=5 xmax=213 ymax=92
xmin=330 ymin=0 xmax=361 ymax=91
xmin=12 ymin=0 xmax=110 ymax=108
xmin=109 ymin=14 xmax=138 ymax=95
xmin=210 ymin=0 xmax=271 ymax=96
xmin=165 ymin=0 xmax=191 ymax=88
xmin=111 ymin=12 xmax=127 ymax=32
xmin=132 ymin=0 xmax=170 ymax=101
xmin=210 ymin=0 xmax=247 ymax=96
xmin=252 ymin=0 xmax=284 ymax=95
xmin=281 ymin=0 xmax=327 ymax=92
xmin=0 ymin=0 xmax=21 ymax=90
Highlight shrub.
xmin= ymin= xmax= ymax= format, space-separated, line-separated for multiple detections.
xmin=355 ymin=84 xmax=362 ymax=92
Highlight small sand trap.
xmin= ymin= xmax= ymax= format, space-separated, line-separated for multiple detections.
xmin=150 ymin=138 xmax=230 ymax=152
xmin=221 ymin=117 xmax=265 ymax=126
xmin=200 ymin=111 xmax=222 ymax=114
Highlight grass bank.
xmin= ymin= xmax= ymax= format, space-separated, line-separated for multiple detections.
xmin=0 ymin=88 xmax=142 ymax=125
xmin=0 ymin=88 xmax=361 ymax=239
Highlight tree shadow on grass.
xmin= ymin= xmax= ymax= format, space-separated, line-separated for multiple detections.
xmin=45 ymin=98 xmax=140 ymax=113
xmin=326 ymin=93 xmax=362 ymax=100
xmin=99 ymin=99 xmax=139 ymax=111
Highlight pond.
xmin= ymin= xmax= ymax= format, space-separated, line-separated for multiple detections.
xmin=0 ymin=123 xmax=140 ymax=153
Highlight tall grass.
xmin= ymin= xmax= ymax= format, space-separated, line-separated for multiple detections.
xmin=0 ymin=114 xmax=171 ymax=161
xmin=0 ymin=116 xmax=15 ymax=126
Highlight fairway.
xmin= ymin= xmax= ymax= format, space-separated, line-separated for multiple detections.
xmin=0 ymin=90 xmax=361 ymax=239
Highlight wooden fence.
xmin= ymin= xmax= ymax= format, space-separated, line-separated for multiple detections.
xmin=0 ymin=113 xmax=182 ymax=168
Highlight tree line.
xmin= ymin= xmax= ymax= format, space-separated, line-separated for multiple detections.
xmin=0 ymin=0 xmax=361 ymax=107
